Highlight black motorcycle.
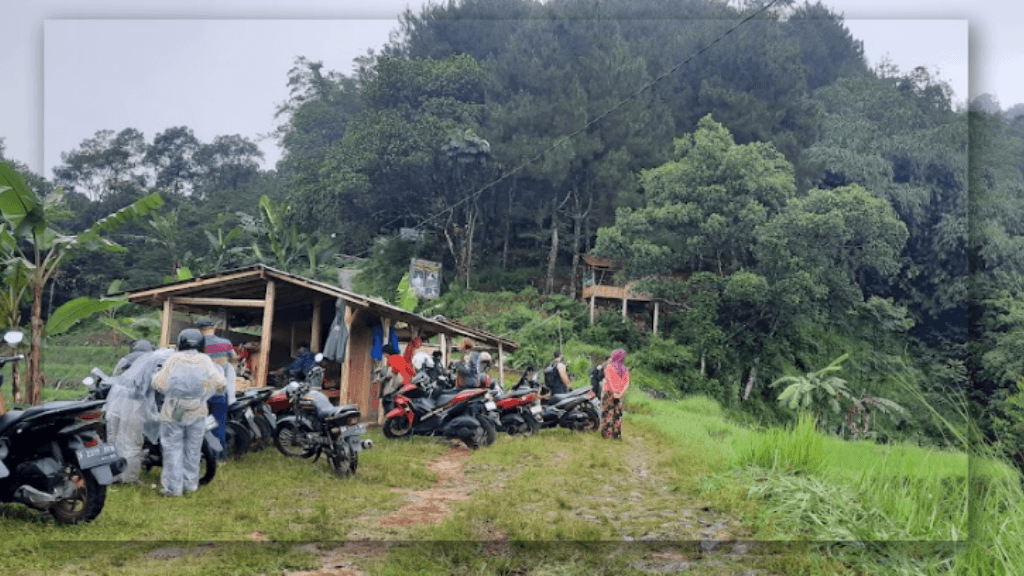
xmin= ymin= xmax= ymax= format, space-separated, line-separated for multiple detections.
xmin=1 ymin=332 xmax=126 ymax=524
xmin=84 ymin=366 xmax=220 ymax=486
xmin=223 ymin=387 xmax=276 ymax=458
xmin=272 ymin=356 xmax=372 ymax=476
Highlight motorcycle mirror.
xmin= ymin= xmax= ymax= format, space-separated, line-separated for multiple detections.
xmin=83 ymin=376 xmax=96 ymax=389
xmin=314 ymin=352 xmax=324 ymax=363
xmin=3 ymin=331 xmax=23 ymax=346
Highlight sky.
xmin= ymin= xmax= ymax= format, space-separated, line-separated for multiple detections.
xmin=0 ymin=0 xmax=1014 ymax=180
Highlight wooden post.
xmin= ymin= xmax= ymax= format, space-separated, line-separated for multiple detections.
xmin=439 ymin=333 xmax=449 ymax=368
xmin=310 ymin=298 xmax=323 ymax=353
xmin=256 ymin=280 xmax=276 ymax=388
xmin=622 ymin=297 xmax=627 ymax=318
xmin=653 ymin=301 xmax=660 ymax=335
xmin=160 ymin=299 xmax=173 ymax=348
xmin=589 ymin=295 xmax=596 ymax=326
xmin=498 ymin=344 xmax=505 ymax=389
xmin=339 ymin=304 xmax=355 ymax=404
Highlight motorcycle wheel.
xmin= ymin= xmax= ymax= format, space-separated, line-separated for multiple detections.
xmin=253 ymin=415 xmax=274 ymax=450
xmin=225 ymin=421 xmax=251 ymax=459
xmin=274 ymin=420 xmax=316 ymax=458
xmin=51 ymin=464 xmax=107 ymax=525
xmin=382 ymin=416 xmax=413 ymax=439
xmin=479 ymin=414 xmax=497 ymax=446
xmin=199 ymin=440 xmax=218 ymax=485
xmin=580 ymin=404 xmax=600 ymax=432
xmin=523 ymin=408 xmax=541 ymax=436
xmin=329 ymin=442 xmax=358 ymax=477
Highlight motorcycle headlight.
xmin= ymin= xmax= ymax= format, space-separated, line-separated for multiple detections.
xmin=345 ymin=415 xmax=360 ymax=425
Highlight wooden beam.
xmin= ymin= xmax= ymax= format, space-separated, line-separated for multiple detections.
xmin=160 ymin=299 xmax=173 ymax=348
xmin=310 ymin=298 xmax=323 ymax=353
xmin=168 ymin=296 xmax=266 ymax=308
xmin=653 ymin=301 xmax=660 ymax=335
xmin=340 ymin=304 xmax=355 ymax=405
xmin=256 ymin=280 xmax=276 ymax=388
xmin=498 ymin=344 xmax=505 ymax=389
xmin=127 ymin=268 xmax=267 ymax=302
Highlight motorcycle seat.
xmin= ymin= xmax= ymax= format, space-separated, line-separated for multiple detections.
xmin=319 ymin=402 xmax=360 ymax=420
xmin=546 ymin=388 xmax=591 ymax=403
xmin=0 ymin=409 xmax=25 ymax=434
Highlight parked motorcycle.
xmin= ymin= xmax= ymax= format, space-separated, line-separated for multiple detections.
xmin=83 ymin=365 xmax=220 ymax=486
xmin=1 ymin=331 xmax=126 ymax=524
xmin=223 ymin=387 xmax=276 ymax=458
xmin=272 ymin=355 xmax=373 ymax=476
xmin=382 ymin=371 xmax=500 ymax=449
xmin=489 ymin=372 xmax=543 ymax=436
xmin=535 ymin=386 xmax=601 ymax=431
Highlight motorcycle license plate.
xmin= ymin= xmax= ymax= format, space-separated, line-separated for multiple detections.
xmin=76 ymin=444 xmax=120 ymax=469
xmin=485 ymin=401 xmax=497 ymax=411
xmin=530 ymin=405 xmax=543 ymax=415
xmin=339 ymin=424 xmax=366 ymax=436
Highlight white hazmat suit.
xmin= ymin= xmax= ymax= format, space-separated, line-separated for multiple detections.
xmin=151 ymin=350 xmax=224 ymax=496
xmin=103 ymin=348 xmax=173 ymax=483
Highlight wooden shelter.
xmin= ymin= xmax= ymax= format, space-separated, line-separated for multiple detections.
xmin=121 ymin=265 xmax=518 ymax=423
xmin=580 ymin=254 xmax=660 ymax=334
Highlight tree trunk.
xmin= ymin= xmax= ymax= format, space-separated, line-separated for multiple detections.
xmin=545 ymin=201 xmax=559 ymax=295
xmin=742 ymin=362 xmax=758 ymax=401
xmin=28 ymin=281 xmax=45 ymax=405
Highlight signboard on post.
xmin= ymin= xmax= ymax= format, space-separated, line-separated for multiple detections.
xmin=409 ymin=258 xmax=442 ymax=299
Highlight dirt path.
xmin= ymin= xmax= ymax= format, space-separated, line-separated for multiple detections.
xmin=284 ymin=434 xmax=768 ymax=575
xmin=284 ymin=446 xmax=476 ymax=576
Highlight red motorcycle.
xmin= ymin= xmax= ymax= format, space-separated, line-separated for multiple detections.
xmin=484 ymin=374 xmax=542 ymax=436
xmin=382 ymin=378 xmax=499 ymax=449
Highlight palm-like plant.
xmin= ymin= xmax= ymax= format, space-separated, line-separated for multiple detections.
xmin=772 ymin=353 xmax=854 ymax=427
xmin=0 ymin=162 xmax=163 ymax=404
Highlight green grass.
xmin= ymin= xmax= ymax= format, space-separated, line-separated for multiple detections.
xmin=3 ymin=345 xmax=1022 ymax=575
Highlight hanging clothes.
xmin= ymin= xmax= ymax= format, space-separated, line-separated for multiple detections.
xmin=323 ymin=298 xmax=350 ymax=363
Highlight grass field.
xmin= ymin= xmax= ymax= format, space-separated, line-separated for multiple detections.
xmin=0 ymin=346 xmax=1019 ymax=575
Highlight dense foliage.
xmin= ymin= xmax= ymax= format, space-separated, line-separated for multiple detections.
xmin=2 ymin=0 xmax=1022 ymax=463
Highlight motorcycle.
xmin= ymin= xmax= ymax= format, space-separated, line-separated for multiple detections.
xmin=532 ymin=385 xmax=601 ymax=432
xmin=1 ymin=331 xmax=126 ymax=524
xmin=272 ymin=355 xmax=373 ymax=476
xmin=223 ymin=387 xmax=276 ymax=458
xmin=381 ymin=370 xmax=500 ymax=449
xmin=486 ymin=373 xmax=542 ymax=436
xmin=83 ymin=364 xmax=220 ymax=486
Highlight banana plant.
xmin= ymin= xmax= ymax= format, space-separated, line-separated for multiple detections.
xmin=772 ymin=353 xmax=854 ymax=428
xmin=0 ymin=162 xmax=164 ymax=404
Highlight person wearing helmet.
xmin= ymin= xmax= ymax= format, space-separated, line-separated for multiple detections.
xmin=477 ymin=351 xmax=495 ymax=390
xmin=198 ymin=317 xmax=236 ymax=462
xmin=150 ymin=328 xmax=225 ymax=497
xmin=113 ymin=339 xmax=154 ymax=376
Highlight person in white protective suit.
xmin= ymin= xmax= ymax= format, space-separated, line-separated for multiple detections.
xmin=151 ymin=328 xmax=225 ymax=497
xmin=104 ymin=346 xmax=174 ymax=484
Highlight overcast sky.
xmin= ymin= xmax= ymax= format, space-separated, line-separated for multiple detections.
xmin=0 ymin=0 xmax=1013 ymax=180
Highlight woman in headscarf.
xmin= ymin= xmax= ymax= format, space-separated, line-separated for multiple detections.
xmin=600 ymin=349 xmax=630 ymax=440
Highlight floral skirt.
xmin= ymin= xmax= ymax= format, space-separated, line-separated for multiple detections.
xmin=600 ymin=390 xmax=623 ymax=440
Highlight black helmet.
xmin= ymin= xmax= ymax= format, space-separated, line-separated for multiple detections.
xmin=176 ymin=328 xmax=206 ymax=352
xmin=131 ymin=339 xmax=153 ymax=353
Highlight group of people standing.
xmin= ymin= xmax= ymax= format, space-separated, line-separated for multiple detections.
xmin=105 ymin=317 xmax=234 ymax=497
